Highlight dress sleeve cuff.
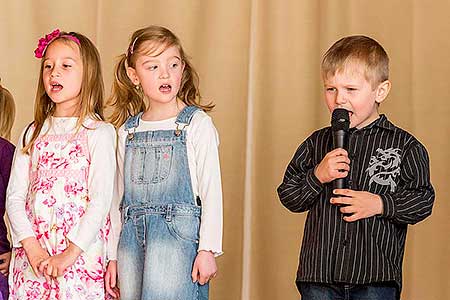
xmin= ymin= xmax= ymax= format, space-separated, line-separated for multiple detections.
xmin=198 ymin=240 xmax=223 ymax=258
xmin=12 ymin=232 xmax=35 ymax=248
xmin=197 ymin=248 xmax=223 ymax=258
xmin=106 ymin=237 xmax=118 ymax=261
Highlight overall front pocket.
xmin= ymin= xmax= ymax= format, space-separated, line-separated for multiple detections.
xmin=166 ymin=214 xmax=200 ymax=244
xmin=129 ymin=145 xmax=174 ymax=184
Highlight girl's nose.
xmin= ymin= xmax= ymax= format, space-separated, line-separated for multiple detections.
xmin=50 ymin=67 xmax=60 ymax=78
xmin=159 ymin=67 xmax=169 ymax=79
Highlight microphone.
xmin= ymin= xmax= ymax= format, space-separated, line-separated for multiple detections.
xmin=331 ymin=108 xmax=350 ymax=190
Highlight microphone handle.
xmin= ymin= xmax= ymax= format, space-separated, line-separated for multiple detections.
xmin=332 ymin=129 xmax=349 ymax=194
xmin=333 ymin=178 xmax=346 ymax=190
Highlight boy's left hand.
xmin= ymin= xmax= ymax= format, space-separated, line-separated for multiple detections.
xmin=192 ymin=250 xmax=217 ymax=285
xmin=331 ymin=189 xmax=383 ymax=222
xmin=38 ymin=242 xmax=82 ymax=279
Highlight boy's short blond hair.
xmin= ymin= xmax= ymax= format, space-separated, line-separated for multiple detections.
xmin=322 ymin=35 xmax=389 ymax=89
xmin=0 ymin=83 xmax=15 ymax=140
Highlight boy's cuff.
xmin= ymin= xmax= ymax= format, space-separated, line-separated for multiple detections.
xmin=379 ymin=194 xmax=396 ymax=218
xmin=305 ymin=168 xmax=324 ymax=195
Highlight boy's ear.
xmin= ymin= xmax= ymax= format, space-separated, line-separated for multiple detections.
xmin=126 ymin=67 xmax=140 ymax=86
xmin=375 ymin=80 xmax=391 ymax=104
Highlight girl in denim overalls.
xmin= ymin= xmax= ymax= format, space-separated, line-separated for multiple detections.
xmin=106 ymin=26 xmax=223 ymax=300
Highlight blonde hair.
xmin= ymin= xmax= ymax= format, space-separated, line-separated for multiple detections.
xmin=0 ymin=82 xmax=16 ymax=140
xmin=108 ymin=25 xmax=214 ymax=128
xmin=22 ymin=31 xmax=105 ymax=154
xmin=322 ymin=35 xmax=389 ymax=89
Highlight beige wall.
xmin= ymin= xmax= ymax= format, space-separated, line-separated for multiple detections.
xmin=1 ymin=1 xmax=449 ymax=299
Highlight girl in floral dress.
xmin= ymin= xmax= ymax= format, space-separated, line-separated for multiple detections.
xmin=6 ymin=29 xmax=116 ymax=299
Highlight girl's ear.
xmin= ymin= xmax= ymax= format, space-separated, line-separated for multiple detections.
xmin=375 ymin=80 xmax=391 ymax=104
xmin=126 ymin=67 xmax=140 ymax=85
xmin=181 ymin=60 xmax=186 ymax=74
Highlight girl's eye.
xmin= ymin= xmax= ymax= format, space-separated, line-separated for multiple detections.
xmin=63 ymin=64 xmax=72 ymax=68
xmin=44 ymin=64 xmax=52 ymax=69
xmin=149 ymin=65 xmax=158 ymax=71
xmin=170 ymin=63 xmax=179 ymax=68
xmin=347 ymin=88 xmax=357 ymax=92
xmin=326 ymin=87 xmax=336 ymax=92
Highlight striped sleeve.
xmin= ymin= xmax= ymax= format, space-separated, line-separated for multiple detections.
xmin=277 ymin=137 xmax=324 ymax=212
xmin=379 ymin=142 xmax=435 ymax=224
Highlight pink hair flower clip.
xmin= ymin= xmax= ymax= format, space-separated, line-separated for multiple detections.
xmin=34 ymin=29 xmax=80 ymax=59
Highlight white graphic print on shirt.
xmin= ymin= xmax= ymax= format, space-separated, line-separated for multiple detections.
xmin=366 ymin=148 xmax=401 ymax=192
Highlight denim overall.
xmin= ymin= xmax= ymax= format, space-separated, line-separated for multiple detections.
xmin=117 ymin=106 xmax=209 ymax=300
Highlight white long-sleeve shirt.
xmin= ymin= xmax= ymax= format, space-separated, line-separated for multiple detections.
xmin=108 ymin=110 xmax=223 ymax=260
xmin=6 ymin=117 xmax=116 ymax=252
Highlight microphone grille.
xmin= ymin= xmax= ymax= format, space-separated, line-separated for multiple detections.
xmin=331 ymin=108 xmax=350 ymax=131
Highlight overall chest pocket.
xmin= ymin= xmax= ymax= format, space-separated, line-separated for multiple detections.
xmin=130 ymin=145 xmax=173 ymax=184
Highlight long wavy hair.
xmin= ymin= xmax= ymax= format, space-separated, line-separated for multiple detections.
xmin=108 ymin=25 xmax=214 ymax=128
xmin=0 ymin=82 xmax=16 ymax=140
xmin=22 ymin=31 xmax=105 ymax=154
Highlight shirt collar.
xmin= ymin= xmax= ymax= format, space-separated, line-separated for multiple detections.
xmin=352 ymin=114 xmax=395 ymax=133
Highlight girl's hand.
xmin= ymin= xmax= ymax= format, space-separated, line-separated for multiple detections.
xmin=192 ymin=250 xmax=217 ymax=285
xmin=105 ymin=260 xmax=120 ymax=299
xmin=21 ymin=237 xmax=50 ymax=277
xmin=0 ymin=251 xmax=11 ymax=276
xmin=38 ymin=241 xmax=82 ymax=280
xmin=314 ymin=148 xmax=350 ymax=184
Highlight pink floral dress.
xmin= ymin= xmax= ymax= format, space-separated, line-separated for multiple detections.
xmin=9 ymin=122 xmax=110 ymax=300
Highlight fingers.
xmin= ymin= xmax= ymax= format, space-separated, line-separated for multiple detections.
xmin=52 ymin=266 xmax=59 ymax=278
xmin=191 ymin=264 xmax=199 ymax=283
xmin=110 ymin=287 xmax=121 ymax=299
xmin=110 ymin=271 xmax=116 ymax=288
xmin=45 ymin=263 xmax=53 ymax=277
xmin=105 ymin=271 xmax=119 ymax=298
xmin=0 ymin=262 xmax=8 ymax=276
xmin=343 ymin=213 xmax=361 ymax=222
xmin=339 ymin=205 xmax=356 ymax=215
xmin=316 ymin=150 xmax=351 ymax=183
xmin=44 ymin=273 xmax=52 ymax=283
xmin=198 ymin=274 xmax=207 ymax=285
xmin=328 ymin=148 xmax=349 ymax=158
xmin=330 ymin=195 xmax=353 ymax=206
xmin=38 ymin=258 xmax=48 ymax=274
xmin=198 ymin=271 xmax=218 ymax=285
xmin=105 ymin=284 xmax=118 ymax=298
xmin=333 ymin=189 xmax=354 ymax=197
xmin=32 ymin=259 xmax=44 ymax=277
xmin=44 ymin=262 xmax=60 ymax=278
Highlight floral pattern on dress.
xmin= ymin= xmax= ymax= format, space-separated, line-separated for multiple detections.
xmin=9 ymin=123 xmax=111 ymax=300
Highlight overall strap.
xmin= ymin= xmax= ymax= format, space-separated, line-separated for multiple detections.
xmin=176 ymin=106 xmax=201 ymax=126
xmin=124 ymin=112 xmax=144 ymax=130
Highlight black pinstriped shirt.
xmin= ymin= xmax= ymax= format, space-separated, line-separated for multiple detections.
xmin=277 ymin=115 xmax=434 ymax=293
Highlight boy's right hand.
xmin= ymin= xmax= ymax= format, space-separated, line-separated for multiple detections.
xmin=21 ymin=237 xmax=50 ymax=277
xmin=314 ymin=148 xmax=350 ymax=184
xmin=105 ymin=260 xmax=120 ymax=299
